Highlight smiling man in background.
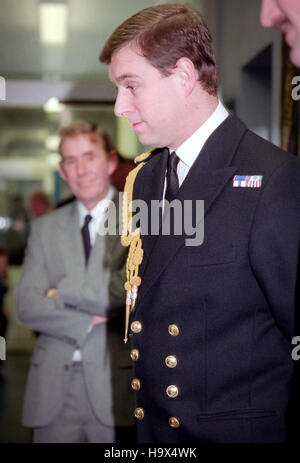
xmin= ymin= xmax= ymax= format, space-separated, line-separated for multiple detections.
xmin=16 ymin=121 xmax=135 ymax=443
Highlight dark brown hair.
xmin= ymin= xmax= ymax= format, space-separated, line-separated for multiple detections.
xmin=59 ymin=120 xmax=112 ymax=157
xmin=100 ymin=3 xmax=218 ymax=95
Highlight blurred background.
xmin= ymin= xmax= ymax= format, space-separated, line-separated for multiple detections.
xmin=0 ymin=0 xmax=298 ymax=442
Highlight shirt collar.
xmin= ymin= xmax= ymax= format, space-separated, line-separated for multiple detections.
xmin=77 ymin=185 xmax=115 ymax=226
xmin=175 ymin=100 xmax=229 ymax=168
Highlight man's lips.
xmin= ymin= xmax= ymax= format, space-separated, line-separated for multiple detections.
xmin=131 ymin=121 xmax=144 ymax=130
xmin=78 ymin=180 xmax=93 ymax=187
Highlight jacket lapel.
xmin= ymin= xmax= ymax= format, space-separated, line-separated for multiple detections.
xmin=85 ymin=191 xmax=121 ymax=282
xmin=58 ymin=201 xmax=85 ymax=281
xmin=137 ymin=148 xmax=169 ymax=265
xmin=136 ymin=114 xmax=246 ymax=306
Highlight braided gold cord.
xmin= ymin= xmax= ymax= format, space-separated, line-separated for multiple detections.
xmin=121 ymin=150 xmax=153 ymax=342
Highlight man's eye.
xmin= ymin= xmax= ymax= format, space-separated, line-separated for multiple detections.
xmin=127 ymin=85 xmax=137 ymax=92
xmin=64 ymin=159 xmax=75 ymax=167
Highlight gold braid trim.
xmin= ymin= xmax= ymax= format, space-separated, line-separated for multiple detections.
xmin=134 ymin=148 xmax=155 ymax=164
xmin=121 ymin=149 xmax=154 ymax=343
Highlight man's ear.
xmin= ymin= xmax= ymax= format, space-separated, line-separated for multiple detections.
xmin=173 ymin=57 xmax=197 ymax=96
xmin=108 ymin=150 xmax=119 ymax=175
xmin=58 ymin=160 xmax=67 ymax=181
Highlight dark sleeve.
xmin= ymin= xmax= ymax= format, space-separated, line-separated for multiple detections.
xmin=249 ymin=157 xmax=300 ymax=340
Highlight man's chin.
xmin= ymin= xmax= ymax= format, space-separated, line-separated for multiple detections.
xmin=137 ymin=134 xmax=151 ymax=146
xmin=137 ymin=133 xmax=165 ymax=148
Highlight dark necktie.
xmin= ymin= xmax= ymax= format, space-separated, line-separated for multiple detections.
xmin=81 ymin=214 xmax=92 ymax=264
xmin=165 ymin=151 xmax=180 ymax=202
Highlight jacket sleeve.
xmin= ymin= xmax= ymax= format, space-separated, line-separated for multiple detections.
xmin=249 ymin=157 xmax=300 ymax=340
xmin=16 ymin=222 xmax=93 ymax=348
xmin=52 ymin=233 xmax=127 ymax=319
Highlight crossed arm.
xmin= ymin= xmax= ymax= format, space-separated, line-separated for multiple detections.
xmin=16 ymin=222 xmax=122 ymax=347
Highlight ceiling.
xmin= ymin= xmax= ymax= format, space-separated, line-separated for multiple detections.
xmin=0 ymin=0 xmax=202 ymax=82
xmin=0 ymin=0 xmax=275 ymax=170
xmin=0 ymin=0 xmax=203 ymax=166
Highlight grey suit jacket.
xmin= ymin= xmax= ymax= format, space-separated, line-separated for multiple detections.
xmin=16 ymin=192 xmax=135 ymax=428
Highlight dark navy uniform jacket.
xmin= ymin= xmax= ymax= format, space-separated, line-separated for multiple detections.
xmin=128 ymin=114 xmax=300 ymax=443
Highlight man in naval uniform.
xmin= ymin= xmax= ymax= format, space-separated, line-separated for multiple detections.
xmin=100 ymin=4 xmax=300 ymax=442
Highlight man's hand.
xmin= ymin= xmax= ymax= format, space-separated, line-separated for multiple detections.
xmin=92 ymin=315 xmax=110 ymax=326
xmin=45 ymin=288 xmax=108 ymax=326
xmin=45 ymin=287 xmax=56 ymax=299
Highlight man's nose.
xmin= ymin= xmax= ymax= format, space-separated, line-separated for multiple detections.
xmin=260 ymin=0 xmax=282 ymax=28
xmin=114 ymin=90 xmax=132 ymax=117
xmin=76 ymin=158 xmax=87 ymax=175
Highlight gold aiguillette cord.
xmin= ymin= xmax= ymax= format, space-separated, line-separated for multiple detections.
xmin=121 ymin=157 xmax=148 ymax=343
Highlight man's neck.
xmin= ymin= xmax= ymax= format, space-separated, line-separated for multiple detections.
xmin=79 ymin=185 xmax=113 ymax=213
xmin=169 ymin=92 xmax=219 ymax=151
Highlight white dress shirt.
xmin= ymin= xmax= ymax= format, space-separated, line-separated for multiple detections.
xmin=77 ymin=185 xmax=115 ymax=245
xmin=164 ymin=100 xmax=229 ymax=197
xmin=72 ymin=185 xmax=115 ymax=362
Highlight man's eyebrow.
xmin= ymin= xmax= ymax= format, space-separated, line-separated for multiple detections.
xmin=83 ymin=150 xmax=94 ymax=155
xmin=63 ymin=150 xmax=94 ymax=159
xmin=114 ymin=73 xmax=141 ymax=84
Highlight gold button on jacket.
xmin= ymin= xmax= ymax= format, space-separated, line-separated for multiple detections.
xmin=134 ymin=407 xmax=145 ymax=420
xmin=169 ymin=417 xmax=180 ymax=428
xmin=130 ymin=349 xmax=140 ymax=361
xmin=131 ymin=321 xmax=143 ymax=333
xmin=165 ymin=355 xmax=178 ymax=368
xmin=131 ymin=378 xmax=141 ymax=391
xmin=166 ymin=385 xmax=179 ymax=398
xmin=168 ymin=324 xmax=179 ymax=336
